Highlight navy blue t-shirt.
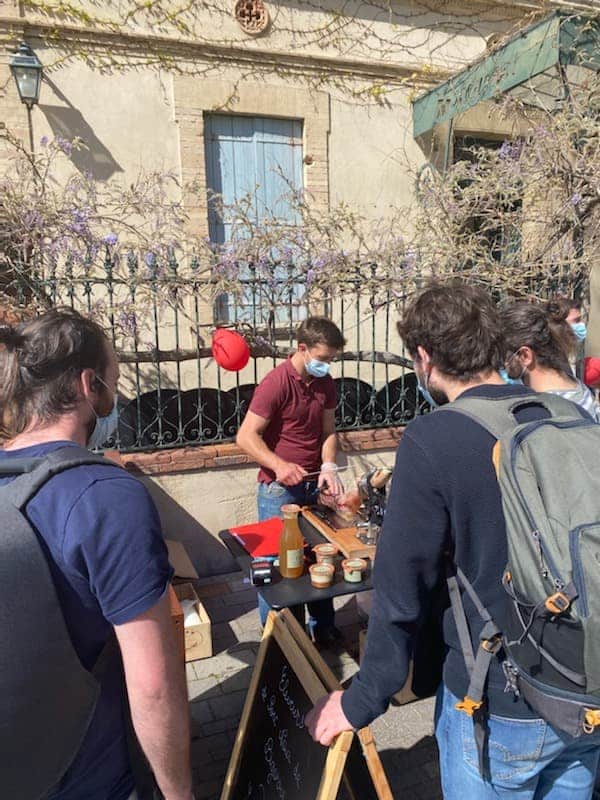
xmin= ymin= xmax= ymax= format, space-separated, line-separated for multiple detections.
xmin=0 ymin=441 xmax=172 ymax=800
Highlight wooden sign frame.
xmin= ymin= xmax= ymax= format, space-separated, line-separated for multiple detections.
xmin=280 ymin=609 xmax=393 ymax=800
xmin=221 ymin=610 xmax=354 ymax=800
xmin=221 ymin=609 xmax=392 ymax=800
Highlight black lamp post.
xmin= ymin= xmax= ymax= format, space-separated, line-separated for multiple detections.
xmin=9 ymin=41 xmax=43 ymax=152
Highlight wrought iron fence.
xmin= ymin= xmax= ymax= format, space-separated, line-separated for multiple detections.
xmin=5 ymin=253 xmax=427 ymax=452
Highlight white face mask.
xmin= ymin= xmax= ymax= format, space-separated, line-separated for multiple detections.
xmin=87 ymin=376 xmax=119 ymax=450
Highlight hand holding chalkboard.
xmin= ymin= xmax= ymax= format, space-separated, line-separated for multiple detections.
xmin=305 ymin=691 xmax=353 ymax=747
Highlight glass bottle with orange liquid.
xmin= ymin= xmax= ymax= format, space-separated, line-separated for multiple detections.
xmin=278 ymin=504 xmax=305 ymax=578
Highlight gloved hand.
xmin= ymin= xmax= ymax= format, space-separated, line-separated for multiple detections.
xmin=317 ymin=462 xmax=344 ymax=508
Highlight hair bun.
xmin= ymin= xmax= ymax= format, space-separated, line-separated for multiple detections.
xmin=545 ymin=297 xmax=572 ymax=323
xmin=0 ymin=324 xmax=23 ymax=351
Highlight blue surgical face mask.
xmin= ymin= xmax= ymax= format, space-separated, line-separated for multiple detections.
xmin=306 ymin=359 xmax=330 ymax=378
xmin=87 ymin=376 xmax=119 ymax=450
xmin=416 ymin=367 xmax=438 ymax=408
xmin=417 ymin=382 xmax=437 ymax=408
xmin=571 ymin=322 xmax=587 ymax=342
xmin=499 ymin=367 xmax=523 ymax=386
xmin=304 ymin=351 xmax=331 ymax=379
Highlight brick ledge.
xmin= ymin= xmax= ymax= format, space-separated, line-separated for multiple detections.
xmin=106 ymin=426 xmax=404 ymax=475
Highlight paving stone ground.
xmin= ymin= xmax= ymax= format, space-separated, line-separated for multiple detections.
xmin=185 ymin=570 xmax=441 ymax=800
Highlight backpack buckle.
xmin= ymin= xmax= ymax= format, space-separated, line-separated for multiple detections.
xmin=455 ymin=696 xmax=483 ymax=717
xmin=544 ymin=592 xmax=571 ymax=615
xmin=583 ymin=709 xmax=600 ymax=734
xmin=481 ymin=635 xmax=502 ymax=654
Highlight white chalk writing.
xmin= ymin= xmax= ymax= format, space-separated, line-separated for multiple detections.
xmin=264 ymin=737 xmax=285 ymax=800
xmin=278 ymin=728 xmax=291 ymax=764
xmin=278 ymin=665 xmax=305 ymax=729
xmin=267 ymin=694 xmax=279 ymax=728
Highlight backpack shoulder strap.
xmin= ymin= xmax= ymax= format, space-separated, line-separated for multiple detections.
xmin=438 ymin=391 xmax=588 ymax=440
xmin=0 ymin=457 xmax=44 ymax=475
xmin=0 ymin=446 xmax=120 ymax=511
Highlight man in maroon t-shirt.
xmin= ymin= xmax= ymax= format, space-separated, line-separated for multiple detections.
xmin=236 ymin=316 xmax=346 ymax=643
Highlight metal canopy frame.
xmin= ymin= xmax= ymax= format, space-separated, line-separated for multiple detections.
xmin=412 ymin=10 xmax=600 ymax=138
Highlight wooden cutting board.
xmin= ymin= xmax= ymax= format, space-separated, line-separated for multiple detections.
xmin=301 ymin=507 xmax=376 ymax=560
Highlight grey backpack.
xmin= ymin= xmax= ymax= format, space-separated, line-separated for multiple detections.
xmin=0 ymin=447 xmax=117 ymax=800
xmin=441 ymin=392 xmax=600 ymax=776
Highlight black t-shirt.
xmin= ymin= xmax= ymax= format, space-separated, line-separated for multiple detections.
xmin=342 ymin=383 xmax=558 ymax=729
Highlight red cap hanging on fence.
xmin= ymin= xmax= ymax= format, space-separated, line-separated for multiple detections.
xmin=212 ymin=328 xmax=250 ymax=371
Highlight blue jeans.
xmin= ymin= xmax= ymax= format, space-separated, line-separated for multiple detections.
xmin=256 ymin=480 xmax=335 ymax=638
xmin=435 ymin=683 xmax=600 ymax=799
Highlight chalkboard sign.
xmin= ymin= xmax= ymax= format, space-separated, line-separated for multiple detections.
xmin=282 ymin=610 xmax=393 ymax=800
xmin=221 ymin=611 xmax=392 ymax=800
xmin=221 ymin=612 xmax=353 ymax=800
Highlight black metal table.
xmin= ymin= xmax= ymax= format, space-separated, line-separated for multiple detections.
xmin=219 ymin=512 xmax=373 ymax=610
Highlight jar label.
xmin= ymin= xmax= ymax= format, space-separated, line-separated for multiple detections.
xmin=286 ymin=548 xmax=304 ymax=569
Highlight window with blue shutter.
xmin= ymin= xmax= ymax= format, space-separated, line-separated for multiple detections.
xmin=204 ymin=114 xmax=304 ymax=325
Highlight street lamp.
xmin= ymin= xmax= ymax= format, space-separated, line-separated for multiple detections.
xmin=9 ymin=41 xmax=43 ymax=109
xmin=9 ymin=41 xmax=43 ymax=153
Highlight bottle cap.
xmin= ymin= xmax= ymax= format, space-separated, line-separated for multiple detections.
xmin=281 ymin=503 xmax=301 ymax=516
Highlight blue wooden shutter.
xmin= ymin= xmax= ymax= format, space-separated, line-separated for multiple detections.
xmin=204 ymin=115 xmax=304 ymax=323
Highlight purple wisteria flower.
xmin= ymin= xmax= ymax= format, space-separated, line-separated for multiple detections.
xmin=56 ymin=136 xmax=73 ymax=157
xmin=39 ymin=135 xmax=49 ymax=147
xmin=570 ymin=192 xmax=582 ymax=207
xmin=118 ymin=310 xmax=138 ymax=337
xmin=69 ymin=208 xmax=90 ymax=235
xmin=499 ymin=140 xmax=523 ymax=161
xmin=102 ymin=233 xmax=118 ymax=246
xmin=403 ymin=249 xmax=416 ymax=272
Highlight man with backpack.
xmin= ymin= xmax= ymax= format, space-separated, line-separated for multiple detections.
xmin=306 ymin=282 xmax=600 ymax=798
xmin=0 ymin=308 xmax=193 ymax=800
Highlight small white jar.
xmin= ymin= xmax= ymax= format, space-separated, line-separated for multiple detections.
xmin=341 ymin=558 xmax=367 ymax=583
xmin=309 ymin=563 xmax=335 ymax=588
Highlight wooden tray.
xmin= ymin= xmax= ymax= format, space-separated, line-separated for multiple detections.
xmin=302 ymin=507 xmax=376 ymax=560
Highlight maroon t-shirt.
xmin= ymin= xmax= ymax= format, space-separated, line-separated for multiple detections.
xmin=249 ymin=357 xmax=337 ymax=483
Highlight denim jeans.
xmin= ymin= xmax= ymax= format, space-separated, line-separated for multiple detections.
xmin=435 ymin=683 xmax=600 ymax=799
xmin=256 ymin=480 xmax=335 ymax=638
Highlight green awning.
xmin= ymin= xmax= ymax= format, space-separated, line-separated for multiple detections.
xmin=412 ymin=11 xmax=600 ymax=138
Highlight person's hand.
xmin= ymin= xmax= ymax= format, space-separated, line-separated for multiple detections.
xmin=305 ymin=690 xmax=353 ymax=746
xmin=318 ymin=462 xmax=344 ymax=507
xmin=275 ymin=460 xmax=307 ymax=486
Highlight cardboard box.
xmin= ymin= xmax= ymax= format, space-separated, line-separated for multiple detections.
xmin=168 ymin=585 xmax=185 ymax=663
xmin=173 ymin=582 xmax=212 ymax=661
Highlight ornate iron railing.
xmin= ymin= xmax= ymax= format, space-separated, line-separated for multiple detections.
xmin=5 ymin=253 xmax=427 ymax=451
